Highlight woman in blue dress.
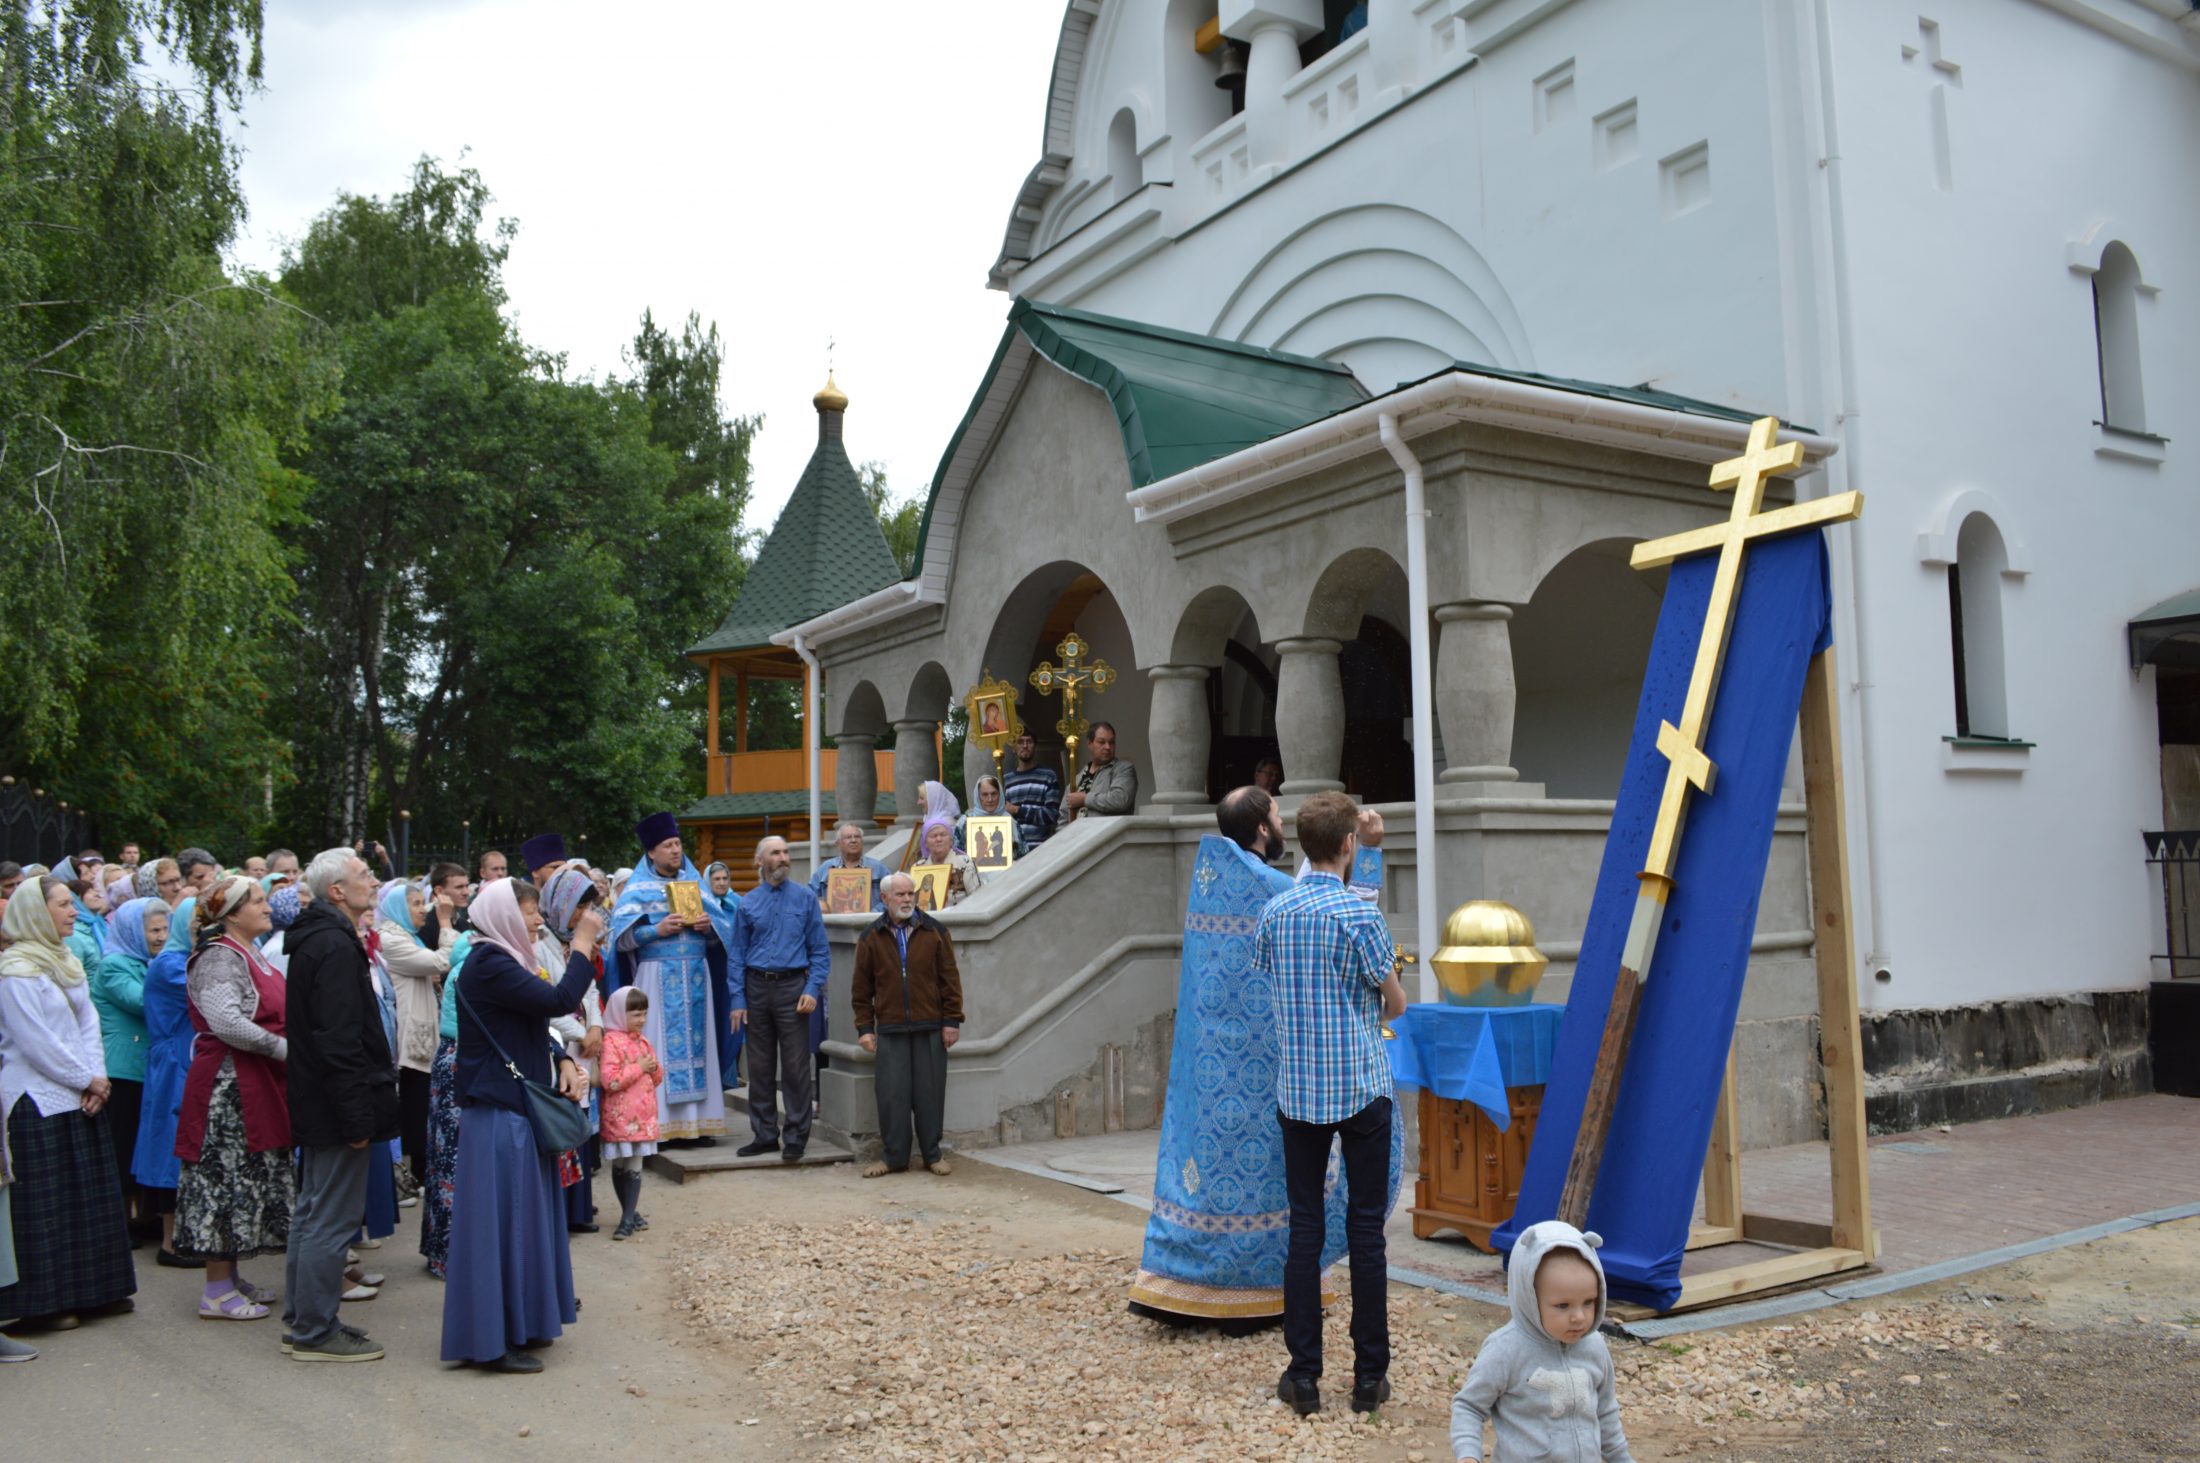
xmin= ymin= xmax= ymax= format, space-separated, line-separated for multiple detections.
xmin=439 ymin=878 xmax=597 ymax=1373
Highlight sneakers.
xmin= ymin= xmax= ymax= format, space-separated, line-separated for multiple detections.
xmin=0 ymin=1333 xmax=37 ymax=1363
xmin=1275 ymin=1372 xmax=1321 ymax=1416
xmin=1350 ymin=1376 xmax=1391 ymax=1413
xmin=289 ymin=1328 xmax=386 ymax=1363
xmin=612 ymin=1218 xmax=637 ymax=1241
xmin=280 ymin=1322 xmax=368 ymax=1355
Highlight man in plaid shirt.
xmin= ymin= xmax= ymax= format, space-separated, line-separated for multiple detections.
xmin=1257 ymin=791 xmax=1407 ymax=1417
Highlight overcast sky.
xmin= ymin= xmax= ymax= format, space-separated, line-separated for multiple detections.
xmin=222 ymin=1 xmax=1065 ymax=533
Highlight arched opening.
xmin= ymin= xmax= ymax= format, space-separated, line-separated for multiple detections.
xmin=1302 ymin=548 xmax=1416 ymax=803
xmin=1164 ymin=0 xmax=1231 ymax=143
xmin=1171 ymin=586 xmax=1276 ymax=801
xmin=1950 ymin=514 xmax=2011 ymax=739
xmin=974 ymin=561 xmax=1149 ymax=817
xmin=838 ymin=680 xmax=888 ymax=741
xmin=1107 ymin=107 xmax=1142 ymax=204
xmin=2094 ymin=241 xmax=2146 ymax=434
xmin=1511 ymin=540 xmax=1665 ymax=799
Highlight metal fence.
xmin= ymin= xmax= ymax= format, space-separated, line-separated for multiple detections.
xmin=2143 ymin=829 xmax=2200 ymax=979
xmin=0 ymin=776 xmax=96 ymax=869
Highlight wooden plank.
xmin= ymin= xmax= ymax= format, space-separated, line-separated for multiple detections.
xmin=707 ymin=658 xmax=721 ymax=758
xmin=1702 ymin=1039 xmax=1743 ymax=1232
xmin=1686 ymin=1223 xmax=1741 ymax=1250
xmin=1800 ymin=647 xmax=1875 ymax=1260
xmin=1670 ymin=1246 xmax=1869 ymax=1309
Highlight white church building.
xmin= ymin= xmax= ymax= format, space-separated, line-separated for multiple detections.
xmin=773 ymin=0 xmax=2198 ymax=1152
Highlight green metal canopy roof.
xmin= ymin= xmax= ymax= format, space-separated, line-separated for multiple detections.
xmin=1419 ymin=359 xmax=1814 ymax=432
xmin=2130 ymin=589 xmax=2200 ymax=669
xmin=687 ymin=407 xmax=902 ymax=657
xmin=907 ymin=298 xmax=1370 ymax=577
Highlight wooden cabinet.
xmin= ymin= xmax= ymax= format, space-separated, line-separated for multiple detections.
xmin=1409 ymin=1084 xmax=1543 ymax=1251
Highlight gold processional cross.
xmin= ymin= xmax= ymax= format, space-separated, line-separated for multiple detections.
xmin=1557 ymin=416 xmax=1863 ymax=1226
xmin=1027 ymin=632 xmax=1115 ymax=824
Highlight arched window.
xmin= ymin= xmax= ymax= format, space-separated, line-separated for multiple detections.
xmin=1948 ymin=514 xmax=2010 ymax=739
xmin=1107 ymin=107 xmax=1142 ymax=203
xmin=2094 ymin=241 xmax=2146 ymax=434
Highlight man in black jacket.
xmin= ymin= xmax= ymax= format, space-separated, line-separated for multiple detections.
xmin=281 ymin=848 xmax=400 ymax=1363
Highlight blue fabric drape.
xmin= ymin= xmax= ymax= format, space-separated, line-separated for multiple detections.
xmin=1495 ymin=530 xmax=1832 ymax=1311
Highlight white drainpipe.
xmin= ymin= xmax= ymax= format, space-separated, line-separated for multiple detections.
xmin=1380 ymin=411 xmax=1440 ymax=1006
xmin=790 ymin=632 xmax=823 ymax=878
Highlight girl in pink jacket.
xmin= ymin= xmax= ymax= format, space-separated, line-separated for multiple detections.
xmin=598 ymin=987 xmax=661 ymax=1240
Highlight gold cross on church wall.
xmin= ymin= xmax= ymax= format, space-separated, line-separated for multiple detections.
xmin=1628 ymin=417 xmax=1862 ymax=881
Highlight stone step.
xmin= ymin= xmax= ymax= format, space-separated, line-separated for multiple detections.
xmin=645 ymin=1137 xmax=853 ymax=1183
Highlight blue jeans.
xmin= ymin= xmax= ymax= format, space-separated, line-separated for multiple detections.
xmin=1278 ymin=1096 xmax=1392 ymax=1385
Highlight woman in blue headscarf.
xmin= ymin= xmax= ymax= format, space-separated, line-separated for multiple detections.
xmin=93 ymin=897 xmax=169 ymax=1239
xmin=134 ymin=895 xmax=198 ymax=1267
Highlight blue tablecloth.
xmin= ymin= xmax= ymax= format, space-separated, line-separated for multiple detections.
xmin=1388 ymin=1003 xmax=1564 ymax=1130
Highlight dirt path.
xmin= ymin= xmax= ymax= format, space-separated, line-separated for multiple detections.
xmin=15 ymin=1157 xmax=2189 ymax=1461
xmin=666 ymin=1160 xmax=2200 ymax=1463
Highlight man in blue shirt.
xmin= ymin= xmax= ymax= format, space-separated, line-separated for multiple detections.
xmin=731 ymin=835 xmax=831 ymax=1161
xmin=806 ymin=822 xmax=888 ymax=912
xmin=1257 ymin=791 xmax=1407 ymax=1417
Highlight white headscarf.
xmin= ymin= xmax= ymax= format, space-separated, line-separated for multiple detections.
xmin=0 ymin=877 xmax=88 ymax=988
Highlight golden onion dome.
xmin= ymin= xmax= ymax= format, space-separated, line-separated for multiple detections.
xmin=813 ymin=372 xmax=849 ymax=413
xmin=1429 ymin=898 xmax=1549 ymax=1007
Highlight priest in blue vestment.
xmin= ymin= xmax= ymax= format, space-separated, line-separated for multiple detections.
xmin=605 ymin=812 xmax=737 ymax=1144
xmin=1130 ymin=788 xmax=1401 ymax=1327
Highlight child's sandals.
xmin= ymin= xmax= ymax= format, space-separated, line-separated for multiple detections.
xmin=198 ymin=1288 xmax=270 ymax=1322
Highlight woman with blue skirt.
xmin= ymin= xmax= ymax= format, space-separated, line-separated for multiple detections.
xmin=440 ymin=878 xmax=596 ymax=1374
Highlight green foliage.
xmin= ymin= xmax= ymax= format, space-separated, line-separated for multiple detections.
xmin=859 ymin=458 xmax=922 ymax=576
xmin=272 ymin=158 xmax=754 ymax=855
xmin=0 ymin=0 xmax=331 ymax=851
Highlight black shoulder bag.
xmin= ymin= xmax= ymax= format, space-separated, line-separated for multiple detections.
xmin=454 ymin=976 xmax=591 ymax=1155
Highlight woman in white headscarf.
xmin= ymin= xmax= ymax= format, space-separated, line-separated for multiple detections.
xmin=0 ymin=876 xmax=137 ymax=1330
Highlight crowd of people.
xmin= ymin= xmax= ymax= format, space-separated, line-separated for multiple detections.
xmin=0 ymin=775 xmax=1023 ymax=1373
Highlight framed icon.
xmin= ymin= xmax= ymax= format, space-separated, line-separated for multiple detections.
xmin=666 ymin=880 xmax=705 ymax=922
xmin=965 ymin=815 xmax=1016 ymax=871
xmin=911 ymin=862 xmax=950 ymax=912
xmin=824 ymin=866 xmax=873 ymax=914
xmin=963 ymin=670 xmax=1024 ymax=759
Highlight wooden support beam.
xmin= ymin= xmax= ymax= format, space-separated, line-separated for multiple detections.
xmin=735 ymin=666 xmax=750 ymax=754
xmin=1670 ymin=1246 xmax=1868 ymax=1310
xmin=707 ymin=659 xmax=721 ymax=758
xmin=1801 ymin=647 xmax=1875 ymax=1260
xmin=1685 ymin=1223 xmax=1742 ymax=1251
xmin=1703 ymin=1039 xmax=1743 ymax=1233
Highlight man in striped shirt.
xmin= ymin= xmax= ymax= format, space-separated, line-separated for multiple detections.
xmin=1257 ymin=790 xmax=1407 ymax=1417
xmin=1001 ymin=732 xmax=1063 ymax=845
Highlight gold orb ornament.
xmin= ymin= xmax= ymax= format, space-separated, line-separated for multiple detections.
xmin=1429 ymin=899 xmax=1548 ymax=1008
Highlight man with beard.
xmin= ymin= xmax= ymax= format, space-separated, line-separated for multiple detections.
xmin=604 ymin=814 xmax=735 ymax=1146
xmin=729 ymin=836 xmax=829 ymax=1162
xmin=1127 ymin=786 xmax=1397 ymax=1329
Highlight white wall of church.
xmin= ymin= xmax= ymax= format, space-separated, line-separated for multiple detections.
xmin=1000 ymin=0 xmax=2199 ymax=1021
xmin=1813 ymin=0 xmax=2200 ymax=1011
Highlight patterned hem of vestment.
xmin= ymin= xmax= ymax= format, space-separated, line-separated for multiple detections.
xmin=656 ymin=1115 xmax=727 ymax=1140
xmin=1127 ymin=1269 xmax=1337 ymax=1319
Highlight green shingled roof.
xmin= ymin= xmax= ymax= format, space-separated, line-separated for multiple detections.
xmin=907 ymin=298 xmax=1370 ymax=578
xmin=679 ymin=790 xmax=897 ymax=821
xmin=687 ymin=410 xmax=903 ymax=657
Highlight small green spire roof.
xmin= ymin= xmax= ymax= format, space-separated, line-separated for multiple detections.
xmin=687 ymin=385 xmax=902 ymax=658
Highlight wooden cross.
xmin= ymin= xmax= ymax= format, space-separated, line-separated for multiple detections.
xmin=1029 ymin=632 xmax=1115 ymax=823
xmin=1557 ymin=417 xmax=1862 ymax=1226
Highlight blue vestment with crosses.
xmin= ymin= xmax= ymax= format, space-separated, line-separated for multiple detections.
xmin=605 ymin=856 xmax=736 ymax=1137
xmin=1129 ymin=836 xmax=1402 ymax=1322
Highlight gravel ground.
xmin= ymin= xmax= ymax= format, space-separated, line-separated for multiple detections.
xmin=672 ymin=1164 xmax=2200 ymax=1463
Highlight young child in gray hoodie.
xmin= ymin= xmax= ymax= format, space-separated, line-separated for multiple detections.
xmin=1451 ymin=1220 xmax=1636 ymax=1462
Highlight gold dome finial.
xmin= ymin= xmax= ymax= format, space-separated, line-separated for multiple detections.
xmin=1429 ymin=899 xmax=1549 ymax=1008
xmin=813 ymin=372 xmax=848 ymax=413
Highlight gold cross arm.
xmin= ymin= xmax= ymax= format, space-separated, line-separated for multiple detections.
xmin=1631 ymin=491 xmax=1862 ymax=569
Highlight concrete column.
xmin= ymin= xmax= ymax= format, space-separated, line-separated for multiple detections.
xmin=1242 ymin=20 xmax=1304 ymax=168
xmin=1274 ymin=636 xmax=1346 ymax=794
xmin=1147 ymin=664 xmax=1214 ymax=807
xmin=1434 ymin=603 xmax=1520 ymax=785
xmin=835 ymin=732 xmax=878 ymax=829
xmin=892 ymin=718 xmax=940 ymax=827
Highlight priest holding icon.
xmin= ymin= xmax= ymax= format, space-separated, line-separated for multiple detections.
xmin=604 ymin=813 xmax=735 ymax=1146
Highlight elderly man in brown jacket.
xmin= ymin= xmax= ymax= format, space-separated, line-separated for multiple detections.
xmin=853 ymin=871 xmax=964 ymax=1177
